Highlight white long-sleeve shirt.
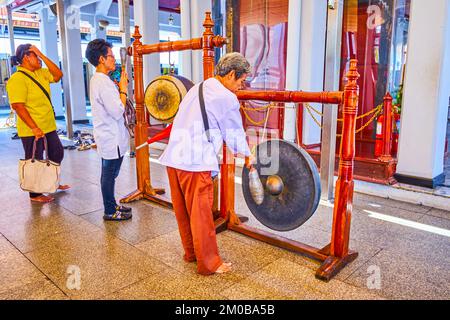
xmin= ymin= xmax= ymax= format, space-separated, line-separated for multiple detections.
xmin=159 ymin=77 xmax=251 ymax=174
xmin=89 ymin=72 xmax=129 ymax=160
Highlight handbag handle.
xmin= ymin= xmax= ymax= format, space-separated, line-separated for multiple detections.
xmin=31 ymin=136 xmax=49 ymax=163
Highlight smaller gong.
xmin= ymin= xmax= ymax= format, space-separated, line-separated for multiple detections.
xmin=144 ymin=75 xmax=194 ymax=123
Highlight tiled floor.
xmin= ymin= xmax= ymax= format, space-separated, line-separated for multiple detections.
xmin=0 ymin=127 xmax=449 ymax=300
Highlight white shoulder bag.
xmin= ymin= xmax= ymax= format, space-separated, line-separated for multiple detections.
xmin=18 ymin=136 xmax=60 ymax=194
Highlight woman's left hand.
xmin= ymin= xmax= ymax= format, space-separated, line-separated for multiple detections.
xmin=28 ymin=45 xmax=43 ymax=58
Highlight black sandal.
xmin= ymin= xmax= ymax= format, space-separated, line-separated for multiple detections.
xmin=103 ymin=211 xmax=132 ymax=221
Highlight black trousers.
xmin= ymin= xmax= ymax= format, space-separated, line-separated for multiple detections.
xmin=21 ymin=130 xmax=64 ymax=198
xmin=101 ymin=156 xmax=124 ymax=215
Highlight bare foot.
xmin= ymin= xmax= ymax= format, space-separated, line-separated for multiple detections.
xmin=30 ymin=195 xmax=54 ymax=203
xmin=58 ymin=184 xmax=71 ymax=191
xmin=215 ymin=262 xmax=232 ymax=274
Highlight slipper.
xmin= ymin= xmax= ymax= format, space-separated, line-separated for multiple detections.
xmin=30 ymin=195 xmax=54 ymax=203
xmin=58 ymin=185 xmax=71 ymax=191
xmin=77 ymin=144 xmax=91 ymax=151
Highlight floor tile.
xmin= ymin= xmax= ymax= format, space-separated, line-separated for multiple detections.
xmin=0 ymin=279 xmax=68 ymax=300
xmin=0 ymin=249 xmax=47 ymax=292
xmin=80 ymin=202 xmax=178 ymax=245
xmin=0 ymin=206 xmax=101 ymax=253
xmin=345 ymin=249 xmax=450 ymax=300
xmin=25 ymin=229 xmax=168 ymax=299
xmin=105 ymin=268 xmax=228 ymax=300
xmin=221 ymin=258 xmax=384 ymax=300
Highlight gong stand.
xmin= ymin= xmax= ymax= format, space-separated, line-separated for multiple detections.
xmin=120 ymin=12 xmax=227 ymax=207
xmin=225 ymin=60 xmax=360 ymax=281
xmin=121 ymin=10 xmax=360 ymax=280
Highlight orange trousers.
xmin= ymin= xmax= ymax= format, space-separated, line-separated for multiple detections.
xmin=166 ymin=167 xmax=222 ymax=275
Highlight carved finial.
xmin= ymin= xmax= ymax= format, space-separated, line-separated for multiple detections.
xmin=346 ymin=59 xmax=360 ymax=84
xmin=384 ymin=92 xmax=393 ymax=101
xmin=203 ymin=11 xmax=214 ymax=31
xmin=133 ymin=26 xmax=142 ymax=43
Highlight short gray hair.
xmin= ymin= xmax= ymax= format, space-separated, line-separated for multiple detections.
xmin=214 ymin=52 xmax=251 ymax=79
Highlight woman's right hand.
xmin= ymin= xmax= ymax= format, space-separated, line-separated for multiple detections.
xmin=32 ymin=127 xmax=44 ymax=140
xmin=119 ymin=70 xmax=129 ymax=93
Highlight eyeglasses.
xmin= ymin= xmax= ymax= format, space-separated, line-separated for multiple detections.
xmin=25 ymin=51 xmax=38 ymax=58
xmin=105 ymin=54 xmax=115 ymax=59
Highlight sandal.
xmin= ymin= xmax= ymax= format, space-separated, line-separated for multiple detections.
xmin=30 ymin=195 xmax=54 ymax=203
xmin=58 ymin=184 xmax=71 ymax=191
xmin=103 ymin=211 xmax=132 ymax=221
xmin=116 ymin=205 xmax=132 ymax=213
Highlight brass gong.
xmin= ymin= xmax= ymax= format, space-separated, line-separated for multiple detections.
xmin=144 ymin=75 xmax=194 ymax=123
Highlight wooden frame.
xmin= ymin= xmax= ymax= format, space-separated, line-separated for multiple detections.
xmin=120 ymin=12 xmax=227 ymax=206
xmin=121 ymin=12 xmax=360 ymax=282
xmin=227 ymin=60 xmax=360 ymax=280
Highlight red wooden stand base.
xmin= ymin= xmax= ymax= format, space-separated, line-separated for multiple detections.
xmin=315 ymin=251 xmax=358 ymax=281
xmin=120 ymin=185 xmax=173 ymax=209
xmin=315 ymin=243 xmax=358 ymax=281
xmin=227 ymin=222 xmax=358 ymax=282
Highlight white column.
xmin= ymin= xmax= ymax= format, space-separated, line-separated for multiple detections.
xmin=298 ymin=0 xmax=327 ymax=145
xmin=91 ymin=15 xmax=107 ymax=40
xmin=64 ymin=1 xmax=88 ymax=123
xmin=283 ymin=0 xmax=302 ymax=142
xmin=395 ymin=0 xmax=450 ymax=187
xmin=39 ymin=7 xmax=64 ymax=119
xmin=190 ymin=0 xmax=212 ymax=83
xmin=7 ymin=6 xmax=15 ymax=57
xmin=179 ymin=0 xmax=193 ymax=80
xmin=133 ymin=0 xmax=159 ymax=87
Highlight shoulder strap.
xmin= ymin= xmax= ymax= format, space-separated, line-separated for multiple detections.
xmin=18 ymin=70 xmax=55 ymax=113
xmin=199 ymin=82 xmax=211 ymax=143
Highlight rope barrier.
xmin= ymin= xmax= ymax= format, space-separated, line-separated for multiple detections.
xmin=240 ymin=101 xmax=386 ymax=138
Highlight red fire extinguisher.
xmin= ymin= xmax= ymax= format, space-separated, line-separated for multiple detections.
xmin=391 ymin=113 xmax=401 ymax=156
xmin=374 ymin=114 xmax=384 ymax=157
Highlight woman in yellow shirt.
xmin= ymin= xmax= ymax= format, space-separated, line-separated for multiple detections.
xmin=7 ymin=44 xmax=70 ymax=203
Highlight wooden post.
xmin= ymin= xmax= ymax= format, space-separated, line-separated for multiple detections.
xmin=120 ymin=26 xmax=167 ymax=205
xmin=132 ymin=27 xmax=149 ymax=193
xmin=120 ymin=13 xmax=226 ymax=206
xmin=379 ymin=93 xmax=394 ymax=162
xmin=131 ymin=28 xmax=148 ymax=192
xmin=202 ymin=12 xmax=228 ymax=222
xmin=331 ymin=59 xmax=359 ymax=257
xmin=202 ymin=12 xmax=215 ymax=79
xmin=315 ymin=59 xmax=359 ymax=281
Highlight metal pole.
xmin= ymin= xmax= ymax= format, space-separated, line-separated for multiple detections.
xmin=119 ymin=0 xmax=132 ymax=97
xmin=320 ymin=0 xmax=344 ymax=201
xmin=118 ymin=0 xmax=135 ymax=155
xmin=56 ymin=0 xmax=73 ymax=139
